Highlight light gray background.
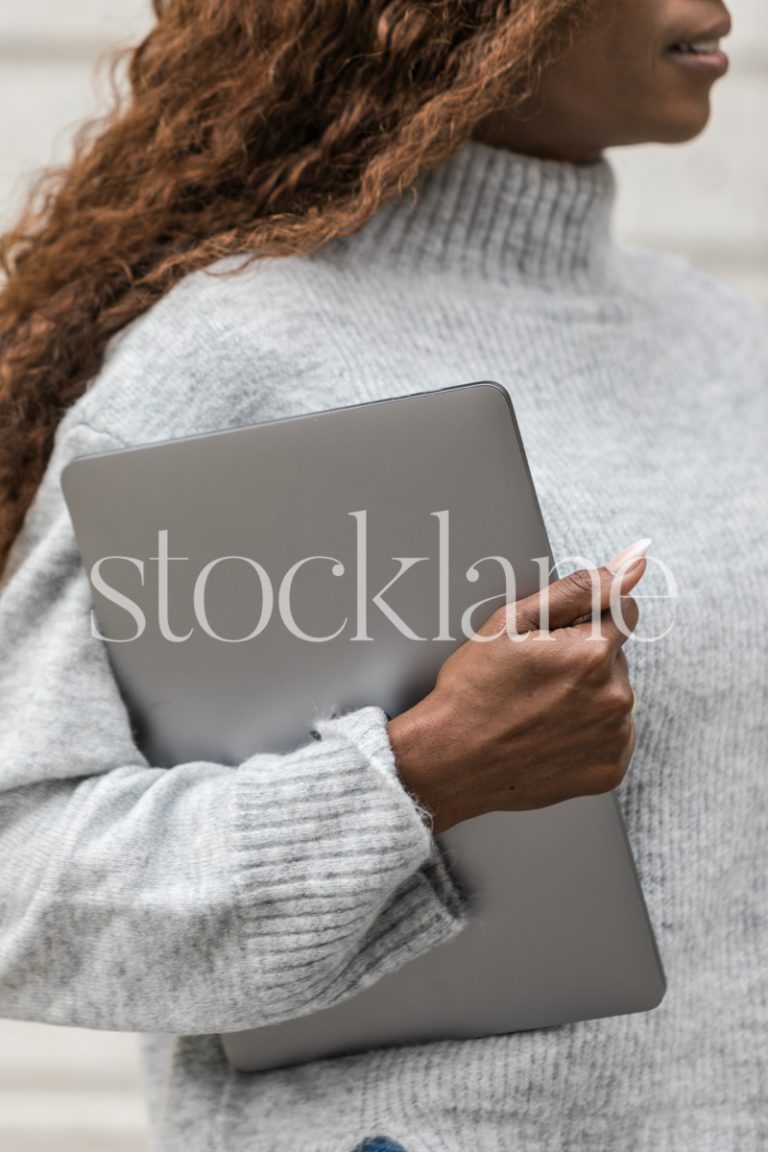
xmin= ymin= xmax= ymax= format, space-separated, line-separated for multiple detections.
xmin=0 ymin=3 xmax=765 ymax=1150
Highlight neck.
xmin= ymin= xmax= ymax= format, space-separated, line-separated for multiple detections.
xmin=329 ymin=139 xmax=616 ymax=288
xmin=472 ymin=110 xmax=605 ymax=167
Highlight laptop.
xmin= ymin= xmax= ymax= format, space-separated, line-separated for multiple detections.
xmin=61 ymin=380 xmax=665 ymax=1071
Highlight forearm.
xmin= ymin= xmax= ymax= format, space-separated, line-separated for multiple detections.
xmin=0 ymin=706 xmax=465 ymax=1034
xmin=0 ymin=476 xmax=466 ymax=1033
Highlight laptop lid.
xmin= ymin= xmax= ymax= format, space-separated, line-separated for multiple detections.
xmin=62 ymin=381 xmax=665 ymax=1070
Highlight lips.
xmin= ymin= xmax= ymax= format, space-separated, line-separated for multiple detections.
xmin=666 ymin=17 xmax=731 ymax=74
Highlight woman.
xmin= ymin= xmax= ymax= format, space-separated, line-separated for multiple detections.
xmin=1 ymin=1 xmax=765 ymax=1150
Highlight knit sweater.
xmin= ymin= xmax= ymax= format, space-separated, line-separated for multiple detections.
xmin=1 ymin=141 xmax=766 ymax=1152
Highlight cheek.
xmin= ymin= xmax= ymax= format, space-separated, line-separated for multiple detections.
xmin=562 ymin=46 xmax=657 ymax=131
xmin=541 ymin=19 xmax=713 ymax=147
xmin=607 ymin=34 xmax=663 ymax=97
xmin=600 ymin=39 xmax=710 ymax=140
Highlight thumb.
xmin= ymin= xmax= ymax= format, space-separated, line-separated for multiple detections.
xmin=510 ymin=539 xmax=651 ymax=634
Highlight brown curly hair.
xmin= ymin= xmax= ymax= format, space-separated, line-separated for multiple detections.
xmin=0 ymin=0 xmax=586 ymax=572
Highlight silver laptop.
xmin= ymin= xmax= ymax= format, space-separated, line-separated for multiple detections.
xmin=62 ymin=381 xmax=665 ymax=1071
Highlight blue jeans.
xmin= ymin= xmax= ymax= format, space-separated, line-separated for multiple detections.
xmin=352 ymin=1140 xmax=407 ymax=1152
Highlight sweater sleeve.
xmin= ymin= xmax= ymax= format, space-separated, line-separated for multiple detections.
xmin=0 ymin=421 xmax=467 ymax=1035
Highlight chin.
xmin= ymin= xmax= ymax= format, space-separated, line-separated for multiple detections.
xmin=648 ymin=99 xmax=713 ymax=144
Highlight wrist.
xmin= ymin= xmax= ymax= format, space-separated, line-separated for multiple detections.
xmin=387 ymin=693 xmax=458 ymax=835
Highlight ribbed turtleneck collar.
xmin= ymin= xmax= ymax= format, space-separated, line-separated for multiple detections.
xmin=334 ymin=140 xmax=616 ymax=287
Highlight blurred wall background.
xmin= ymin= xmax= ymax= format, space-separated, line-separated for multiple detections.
xmin=0 ymin=2 xmax=765 ymax=1150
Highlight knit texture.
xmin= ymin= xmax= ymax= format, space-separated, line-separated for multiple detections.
xmin=1 ymin=141 xmax=766 ymax=1152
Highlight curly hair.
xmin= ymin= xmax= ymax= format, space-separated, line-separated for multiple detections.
xmin=0 ymin=0 xmax=587 ymax=571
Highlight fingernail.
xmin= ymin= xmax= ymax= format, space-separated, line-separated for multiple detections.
xmin=606 ymin=538 xmax=652 ymax=575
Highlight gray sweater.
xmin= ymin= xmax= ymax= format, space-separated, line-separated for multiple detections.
xmin=1 ymin=141 xmax=766 ymax=1152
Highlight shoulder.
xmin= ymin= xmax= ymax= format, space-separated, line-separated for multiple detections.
xmin=70 ymin=251 xmax=359 ymax=447
xmin=616 ymin=245 xmax=768 ymax=360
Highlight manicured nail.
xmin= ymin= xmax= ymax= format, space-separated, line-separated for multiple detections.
xmin=606 ymin=538 xmax=652 ymax=575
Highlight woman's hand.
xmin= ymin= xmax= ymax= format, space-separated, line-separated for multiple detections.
xmin=387 ymin=546 xmax=648 ymax=834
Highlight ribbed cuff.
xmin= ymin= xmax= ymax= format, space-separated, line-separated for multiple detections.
xmin=232 ymin=704 xmax=467 ymax=1021
xmin=309 ymin=706 xmax=468 ymax=1001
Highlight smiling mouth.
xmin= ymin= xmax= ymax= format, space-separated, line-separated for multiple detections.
xmin=666 ymin=25 xmax=731 ymax=75
xmin=669 ymin=38 xmax=723 ymax=56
